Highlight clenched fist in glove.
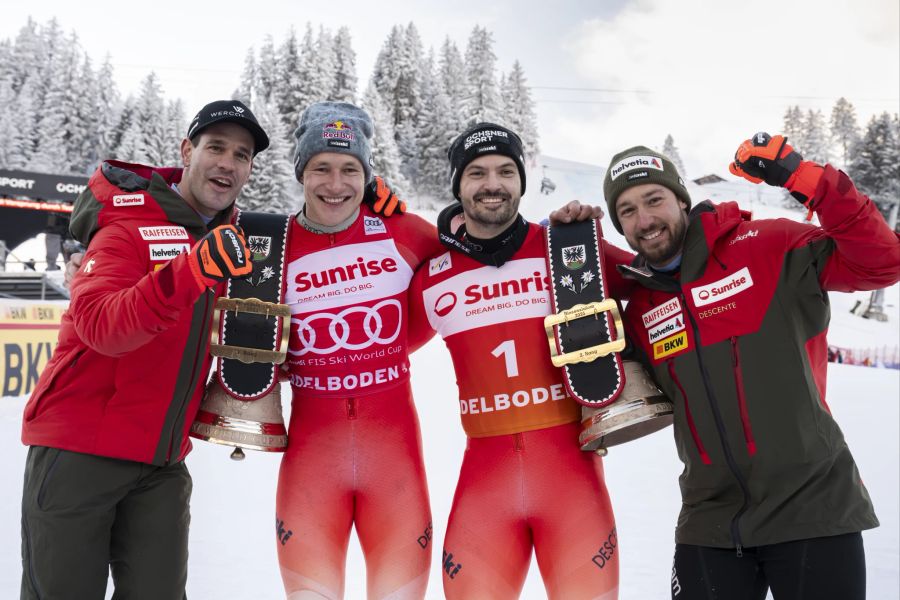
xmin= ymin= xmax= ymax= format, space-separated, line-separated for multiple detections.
xmin=729 ymin=132 xmax=823 ymax=210
xmin=364 ymin=176 xmax=407 ymax=217
xmin=188 ymin=224 xmax=253 ymax=290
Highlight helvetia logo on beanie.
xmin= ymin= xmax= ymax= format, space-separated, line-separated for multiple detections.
xmin=610 ymin=155 xmax=664 ymax=180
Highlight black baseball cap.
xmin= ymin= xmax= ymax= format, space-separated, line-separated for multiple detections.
xmin=186 ymin=100 xmax=270 ymax=156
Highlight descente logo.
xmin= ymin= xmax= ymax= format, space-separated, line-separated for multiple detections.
xmin=691 ymin=267 xmax=754 ymax=307
xmin=609 ymin=155 xmax=664 ymax=180
xmin=729 ymin=230 xmax=759 ymax=245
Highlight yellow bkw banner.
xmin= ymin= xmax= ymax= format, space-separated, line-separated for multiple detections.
xmin=0 ymin=299 xmax=67 ymax=398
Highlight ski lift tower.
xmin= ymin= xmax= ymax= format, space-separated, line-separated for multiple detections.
xmin=540 ymin=165 xmax=556 ymax=195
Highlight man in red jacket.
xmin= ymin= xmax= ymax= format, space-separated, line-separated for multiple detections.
xmin=20 ymin=100 xmax=268 ymax=600
xmin=604 ymin=134 xmax=898 ymax=600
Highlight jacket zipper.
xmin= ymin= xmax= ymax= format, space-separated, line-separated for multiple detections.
xmin=682 ymin=296 xmax=752 ymax=556
xmin=165 ymin=290 xmax=212 ymax=463
xmin=667 ymin=361 xmax=711 ymax=464
xmin=730 ymin=336 xmax=756 ymax=456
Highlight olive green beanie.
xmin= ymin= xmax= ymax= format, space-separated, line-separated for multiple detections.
xmin=603 ymin=146 xmax=691 ymax=233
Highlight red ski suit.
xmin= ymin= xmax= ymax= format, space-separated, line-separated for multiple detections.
xmin=409 ymin=222 xmax=635 ymax=600
xmin=277 ymin=206 xmax=441 ymax=600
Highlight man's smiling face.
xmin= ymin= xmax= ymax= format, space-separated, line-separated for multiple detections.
xmin=179 ymin=122 xmax=254 ymax=217
xmin=458 ymin=154 xmax=522 ymax=239
xmin=615 ymin=183 xmax=689 ymax=267
xmin=301 ymin=152 xmax=365 ymax=227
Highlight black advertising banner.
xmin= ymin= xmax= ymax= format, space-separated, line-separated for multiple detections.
xmin=0 ymin=169 xmax=88 ymax=203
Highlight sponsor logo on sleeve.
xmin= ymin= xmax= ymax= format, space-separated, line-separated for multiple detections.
xmin=691 ymin=267 xmax=754 ymax=307
xmin=363 ymin=216 xmax=387 ymax=235
xmin=641 ymin=297 xmax=682 ymax=328
xmin=609 ymin=156 xmax=664 ymax=180
xmin=429 ymin=252 xmax=452 ymax=276
xmin=139 ymin=226 xmax=189 ymax=240
xmin=112 ymin=193 xmax=145 ymax=207
xmin=149 ymin=243 xmax=190 ymax=261
xmin=729 ymin=230 xmax=759 ymax=245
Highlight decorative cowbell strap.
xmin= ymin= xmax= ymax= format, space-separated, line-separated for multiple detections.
xmin=213 ymin=211 xmax=292 ymax=399
xmin=544 ymin=218 xmax=625 ymax=406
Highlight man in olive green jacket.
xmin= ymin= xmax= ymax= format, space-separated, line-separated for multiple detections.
xmin=603 ymin=132 xmax=898 ymax=600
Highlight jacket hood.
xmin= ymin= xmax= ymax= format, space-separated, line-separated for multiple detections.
xmin=70 ymin=160 xmax=234 ymax=245
xmin=693 ymin=199 xmax=750 ymax=245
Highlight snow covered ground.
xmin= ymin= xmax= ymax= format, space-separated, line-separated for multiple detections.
xmin=1 ymin=323 xmax=896 ymax=599
xmin=2 ymin=159 xmax=897 ymax=598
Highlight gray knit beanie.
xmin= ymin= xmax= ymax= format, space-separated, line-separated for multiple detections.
xmin=603 ymin=146 xmax=691 ymax=234
xmin=292 ymin=101 xmax=375 ymax=183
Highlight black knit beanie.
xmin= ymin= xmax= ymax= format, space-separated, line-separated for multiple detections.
xmin=447 ymin=122 xmax=526 ymax=200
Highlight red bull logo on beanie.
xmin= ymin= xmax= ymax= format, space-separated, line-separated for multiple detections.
xmin=609 ymin=155 xmax=664 ymax=180
xmin=322 ymin=121 xmax=355 ymax=142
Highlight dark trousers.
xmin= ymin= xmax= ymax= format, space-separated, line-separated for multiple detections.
xmin=671 ymin=532 xmax=866 ymax=600
xmin=21 ymin=446 xmax=192 ymax=600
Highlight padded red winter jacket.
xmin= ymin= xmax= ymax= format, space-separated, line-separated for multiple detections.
xmin=22 ymin=161 xmax=232 ymax=465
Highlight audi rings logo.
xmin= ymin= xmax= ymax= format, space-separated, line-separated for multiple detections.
xmin=288 ymin=299 xmax=402 ymax=355
xmin=434 ymin=292 xmax=457 ymax=317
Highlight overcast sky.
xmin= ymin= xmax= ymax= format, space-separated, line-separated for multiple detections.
xmin=2 ymin=0 xmax=898 ymax=178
